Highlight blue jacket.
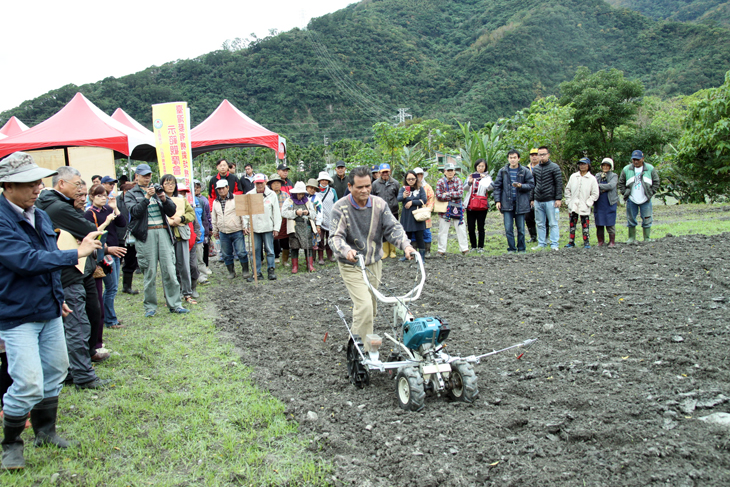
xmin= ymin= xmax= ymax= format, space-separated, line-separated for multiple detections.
xmin=0 ymin=194 xmax=78 ymax=330
xmin=493 ymin=164 xmax=535 ymax=215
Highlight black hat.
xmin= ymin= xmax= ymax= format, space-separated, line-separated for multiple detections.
xmin=336 ymin=160 xmax=346 ymax=168
xmin=277 ymin=164 xmax=289 ymax=171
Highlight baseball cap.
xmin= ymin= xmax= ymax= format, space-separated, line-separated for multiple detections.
xmin=135 ymin=164 xmax=152 ymax=176
xmin=443 ymin=163 xmax=456 ymax=171
xmin=336 ymin=160 xmax=346 ymax=168
xmin=277 ymin=164 xmax=289 ymax=171
xmin=529 ymin=148 xmax=539 ymax=155
xmin=371 ymin=165 xmax=380 ymax=173
xmin=100 ymin=175 xmax=118 ymax=184
xmin=216 ymin=179 xmax=229 ymax=189
xmin=0 ymin=152 xmax=57 ymax=183
xmin=253 ymin=173 xmax=266 ymax=183
xmin=379 ymin=163 xmax=391 ymax=172
xmin=413 ymin=167 xmax=424 ymax=175
xmin=631 ymin=150 xmax=644 ymax=159
xmin=578 ymin=157 xmax=591 ymax=165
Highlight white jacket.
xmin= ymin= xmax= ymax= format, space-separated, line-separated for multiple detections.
xmin=212 ymin=196 xmax=246 ymax=234
xmin=242 ymin=188 xmax=283 ymax=233
xmin=564 ymin=171 xmax=599 ymax=216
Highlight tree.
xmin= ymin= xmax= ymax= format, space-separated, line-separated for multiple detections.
xmin=457 ymin=121 xmax=507 ymax=177
xmin=671 ymin=70 xmax=730 ymax=201
xmin=559 ymin=67 xmax=644 ymax=163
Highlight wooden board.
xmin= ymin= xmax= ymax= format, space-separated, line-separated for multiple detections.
xmin=27 ymin=149 xmax=65 ymax=187
xmin=67 ymin=147 xmax=116 ymax=187
xmin=56 ymin=229 xmax=86 ymax=274
xmin=234 ymin=193 xmax=265 ymax=216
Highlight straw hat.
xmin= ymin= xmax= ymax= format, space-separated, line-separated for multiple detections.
xmin=291 ymin=181 xmax=307 ymax=194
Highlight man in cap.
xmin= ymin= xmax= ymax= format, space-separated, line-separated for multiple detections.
xmin=332 ymin=161 xmax=349 ymax=198
xmin=276 ymin=164 xmax=293 ymax=194
xmin=370 ymin=165 xmax=380 ymax=182
xmin=211 ymin=179 xmax=251 ymax=279
xmin=124 ymin=164 xmax=189 ymax=317
xmin=435 ymin=162 xmax=469 ymax=255
xmin=371 ymin=163 xmax=400 ymax=258
xmin=244 ymin=174 xmax=282 ymax=281
xmin=329 ymin=166 xmax=416 ymax=354
xmin=0 ymin=152 xmax=103 ymax=470
xmin=618 ymin=150 xmax=660 ymax=243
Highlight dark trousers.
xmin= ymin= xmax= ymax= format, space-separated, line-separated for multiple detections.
xmin=203 ymin=242 xmax=210 ymax=267
xmin=407 ymin=230 xmax=425 ymax=250
xmin=84 ymin=275 xmax=103 ymax=354
xmin=63 ymin=283 xmax=98 ymax=385
xmin=122 ymin=243 xmax=138 ymax=276
xmin=466 ymin=209 xmax=488 ymax=249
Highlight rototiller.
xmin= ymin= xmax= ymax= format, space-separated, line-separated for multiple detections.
xmin=336 ymin=253 xmax=537 ymax=412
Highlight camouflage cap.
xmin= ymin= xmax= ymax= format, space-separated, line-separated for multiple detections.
xmin=0 ymin=152 xmax=57 ymax=183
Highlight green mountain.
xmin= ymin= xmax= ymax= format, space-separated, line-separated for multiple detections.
xmin=3 ymin=0 xmax=730 ymax=145
xmin=605 ymin=0 xmax=730 ymax=25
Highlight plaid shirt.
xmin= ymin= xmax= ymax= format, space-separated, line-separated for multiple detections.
xmin=436 ymin=176 xmax=465 ymax=206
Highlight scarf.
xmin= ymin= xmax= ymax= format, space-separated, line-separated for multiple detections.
xmin=291 ymin=194 xmax=309 ymax=205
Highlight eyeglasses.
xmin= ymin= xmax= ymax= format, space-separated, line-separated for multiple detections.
xmin=61 ymin=179 xmax=82 ymax=187
xmin=406 ymin=178 xmax=416 ymax=182
xmin=537 ymin=153 xmax=548 ymax=157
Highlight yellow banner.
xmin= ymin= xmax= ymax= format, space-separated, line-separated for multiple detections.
xmin=152 ymin=102 xmax=194 ymax=205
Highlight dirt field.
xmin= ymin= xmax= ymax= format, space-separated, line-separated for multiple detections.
xmin=212 ymin=232 xmax=730 ymax=486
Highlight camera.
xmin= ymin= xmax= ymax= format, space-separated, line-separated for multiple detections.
xmin=153 ymin=184 xmax=164 ymax=194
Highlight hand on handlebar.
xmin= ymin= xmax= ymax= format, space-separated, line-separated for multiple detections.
xmin=404 ymin=246 xmax=417 ymax=260
xmin=346 ymin=249 xmax=358 ymax=262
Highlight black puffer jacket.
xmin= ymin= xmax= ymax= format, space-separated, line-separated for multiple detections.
xmin=531 ymin=160 xmax=563 ymax=202
xmin=124 ymin=184 xmax=177 ymax=243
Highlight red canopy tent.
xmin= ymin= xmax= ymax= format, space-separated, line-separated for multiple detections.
xmin=0 ymin=93 xmax=155 ymax=161
xmin=110 ymin=108 xmax=157 ymax=161
xmin=190 ymin=99 xmax=284 ymax=158
xmin=0 ymin=116 xmax=29 ymax=138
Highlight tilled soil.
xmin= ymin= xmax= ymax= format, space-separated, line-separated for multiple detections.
xmin=213 ymin=233 xmax=730 ymax=486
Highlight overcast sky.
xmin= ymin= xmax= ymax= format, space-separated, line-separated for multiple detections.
xmin=0 ymin=0 xmax=356 ymax=115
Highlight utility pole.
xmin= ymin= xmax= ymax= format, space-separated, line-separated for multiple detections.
xmin=393 ymin=108 xmax=412 ymax=125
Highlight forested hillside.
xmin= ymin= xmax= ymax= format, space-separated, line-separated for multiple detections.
xmin=3 ymin=0 xmax=730 ymax=144
xmin=605 ymin=0 xmax=730 ymax=25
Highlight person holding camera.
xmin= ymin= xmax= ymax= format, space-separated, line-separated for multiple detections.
xmin=124 ymin=164 xmax=189 ymax=318
xmin=493 ymin=150 xmax=535 ymax=253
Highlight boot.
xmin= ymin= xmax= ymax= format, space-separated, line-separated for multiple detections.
xmin=382 ymin=242 xmax=390 ymax=258
xmin=247 ymin=272 xmax=263 ymax=283
xmin=596 ymin=227 xmax=605 ymax=247
xmin=291 ymin=252 xmax=299 ymax=274
xmin=2 ymin=413 xmax=28 ymax=469
xmin=268 ymin=267 xmax=277 ymax=281
xmin=241 ymin=261 xmax=251 ymax=279
xmin=317 ymin=249 xmax=325 ymax=265
xmin=424 ymin=242 xmax=432 ymax=259
xmin=643 ymin=227 xmax=653 ymax=242
xmin=608 ymin=234 xmax=616 ymax=248
xmin=419 ymin=248 xmax=426 ymax=261
xmin=307 ymin=253 xmax=316 ymax=272
xmin=226 ymin=264 xmax=236 ymax=279
xmin=281 ymin=249 xmax=290 ymax=268
xmin=31 ymin=397 xmax=75 ymax=449
xmin=389 ymin=243 xmax=397 ymax=259
xmin=326 ymin=247 xmax=335 ymax=262
xmin=121 ymin=272 xmax=139 ymax=295
xmin=627 ymin=227 xmax=636 ymax=245
xmin=191 ymin=280 xmax=199 ymax=299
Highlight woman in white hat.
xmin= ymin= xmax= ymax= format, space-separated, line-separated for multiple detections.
xmin=594 ymin=158 xmax=619 ymax=247
xmin=316 ymin=171 xmax=338 ymax=264
xmin=281 ymin=181 xmax=318 ymax=273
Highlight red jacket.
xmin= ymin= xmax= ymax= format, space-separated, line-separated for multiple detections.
xmin=208 ymin=172 xmax=242 ymax=210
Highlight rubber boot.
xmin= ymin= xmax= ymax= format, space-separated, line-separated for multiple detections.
xmin=291 ymin=251 xmax=299 ymax=274
xmin=608 ymin=234 xmax=616 ymax=248
xmin=307 ymin=252 xmax=316 ymax=272
xmin=419 ymin=248 xmax=426 ymax=261
xmin=267 ymin=267 xmax=277 ymax=281
xmin=241 ymin=261 xmax=251 ymax=279
xmin=643 ymin=227 xmax=653 ymax=242
xmin=31 ymin=397 xmax=75 ymax=449
xmin=121 ymin=272 xmax=139 ymax=295
xmin=424 ymin=242 xmax=432 ymax=259
xmin=389 ymin=242 xmax=397 ymax=259
xmin=247 ymin=272 xmax=263 ymax=282
xmin=316 ymin=249 xmax=324 ymax=265
xmin=627 ymin=227 xmax=636 ymax=245
xmin=596 ymin=226 xmax=605 ymax=247
xmin=2 ymin=413 xmax=28 ymax=470
xmin=326 ymin=247 xmax=335 ymax=262
xmin=281 ymin=249 xmax=290 ymax=268
xmin=382 ymin=242 xmax=390 ymax=258
xmin=226 ymin=264 xmax=236 ymax=279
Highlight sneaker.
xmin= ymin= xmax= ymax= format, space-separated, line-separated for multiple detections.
xmin=584 ymin=243 xmax=591 ymax=249
xmin=145 ymin=310 xmax=156 ymax=318
xmin=564 ymin=242 xmax=575 ymax=248
xmin=169 ymin=307 xmax=190 ymax=314
xmin=531 ymin=245 xmax=545 ymax=250
xmin=75 ymin=378 xmax=111 ymax=390
xmin=528 ymin=237 xmax=537 ymax=243
xmin=205 ymin=268 xmax=213 ymax=275
xmin=552 ymin=247 xmax=559 ymax=251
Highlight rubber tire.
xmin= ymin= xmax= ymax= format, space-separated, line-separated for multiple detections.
xmin=347 ymin=337 xmax=370 ymax=389
xmin=448 ymin=362 xmax=479 ymax=403
xmin=395 ymin=366 xmax=426 ymax=412
xmin=385 ymin=351 xmax=404 ymax=380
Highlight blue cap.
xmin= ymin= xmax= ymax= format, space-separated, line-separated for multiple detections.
xmin=135 ymin=164 xmax=152 ymax=175
xmin=371 ymin=165 xmax=380 ymax=173
xmin=379 ymin=163 xmax=391 ymax=171
xmin=100 ymin=175 xmax=118 ymax=184
xmin=631 ymin=150 xmax=644 ymax=159
xmin=578 ymin=157 xmax=591 ymax=165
